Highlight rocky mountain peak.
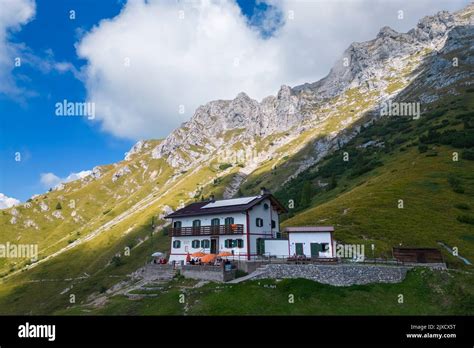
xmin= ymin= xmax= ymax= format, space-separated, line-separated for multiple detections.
xmin=149 ymin=4 xmax=472 ymax=171
xmin=376 ymin=26 xmax=399 ymax=39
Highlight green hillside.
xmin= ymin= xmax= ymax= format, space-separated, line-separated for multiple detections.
xmin=275 ymin=89 xmax=474 ymax=268
xmin=57 ymin=268 xmax=474 ymax=316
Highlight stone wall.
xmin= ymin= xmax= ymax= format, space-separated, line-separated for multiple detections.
xmin=180 ymin=265 xmax=236 ymax=282
xmin=133 ymin=263 xmax=176 ymax=281
xmin=252 ymin=264 xmax=410 ymax=286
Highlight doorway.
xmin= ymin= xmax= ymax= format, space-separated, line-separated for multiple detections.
xmin=310 ymin=243 xmax=321 ymax=258
xmin=210 ymin=238 xmax=218 ymax=254
xmin=295 ymin=243 xmax=304 ymax=256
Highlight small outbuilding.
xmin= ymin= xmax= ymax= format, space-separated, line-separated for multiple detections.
xmin=392 ymin=247 xmax=443 ymax=263
xmin=286 ymin=226 xmax=335 ymax=258
xmin=262 ymin=226 xmax=335 ymax=259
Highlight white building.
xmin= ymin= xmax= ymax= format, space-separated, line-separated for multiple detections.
xmin=262 ymin=226 xmax=335 ymax=259
xmin=165 ymin=190 xmax=287 ymax=262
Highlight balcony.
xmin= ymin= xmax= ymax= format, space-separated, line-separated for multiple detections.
xmin=170 ymin=224 xmax=244 ymax=236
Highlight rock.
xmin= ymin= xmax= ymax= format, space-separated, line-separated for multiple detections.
xmin=112 ymin=166 xmax=131 ymax=183
xmin=39 ymin=202 xmax=49 ymax=212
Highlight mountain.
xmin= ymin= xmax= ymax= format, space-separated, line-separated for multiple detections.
xmin=0 ymin=4 xmax=472 ymax=314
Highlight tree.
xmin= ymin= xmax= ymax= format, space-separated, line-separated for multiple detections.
xmin=55 ymin=202 xmax=62 ymax=210
xmin=299 ymin=181 xmax=312 ymax=207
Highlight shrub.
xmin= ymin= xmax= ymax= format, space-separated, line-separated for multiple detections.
xmin=448 ymin=176 xmax=464 ymax=194
xmin=55 ymin=202 xmax=62 ymax=210
xmin=457 ymin=215 xmax=474 ymax=225
xmin=418 ymin=144 xmax=428 ymax=153
xmin=461 ymin=149 xmax=474 ymax=161
xmin=454 ymin=203 xmax=470 ymax=210
xmin=218 ymin=163 xmax=232 ymax=171
xmin=111 ymin=256 xmax=124 ymax=267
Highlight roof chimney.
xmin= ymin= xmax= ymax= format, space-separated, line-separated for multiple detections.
xmin=209 ymin=194 xmax=215 ymax=202
xmin=260 ymin=187 xmax=270 ymax=195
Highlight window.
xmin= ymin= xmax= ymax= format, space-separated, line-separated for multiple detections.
xmin=263 ymin=203 xmax=269 ymax=210
xmin=192 ymin=220 xmax=201 ymax=227
xmin=271 ymin=220 xmax=276 ymax=229
xmin=192 ymin=240 xmax=200 ymax=248
xmin=201 ymin=240 xmax=210 ymax=248
xmin=237 ymin=239 xmax=244 ymax=248
xmin=211 ymin=218 xmax=220 ymax=226
xmin=321 ymin=243 xmax=329 ymax=252
xmin=224 ymin=239 xmax=232 ymax=248
xmin=256 ymin=218 xmax=263 ymax=227
xmin=173 ymin=221 xmax=182 ymax=228
xmin=224 ymin=217 xmax=234 ymax=225
xmin=172 ymin=240 xmax=181 ymax=249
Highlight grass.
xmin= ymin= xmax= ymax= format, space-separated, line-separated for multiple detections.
xmin=57 ymin=268 xmax=474 ymax=315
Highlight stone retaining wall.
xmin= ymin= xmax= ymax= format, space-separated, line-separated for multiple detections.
xmin=252 ymin=264 xmax=410 ymax=286
xmin=135 ymin=264 xmax=176 ymax=281
xmin=180 ymin=265 xmax=236 ymax=282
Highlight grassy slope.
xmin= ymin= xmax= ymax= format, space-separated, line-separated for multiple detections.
xmin=277 ymin=90 xmax=474 ymax=268
xmin=58 ymin=268 xmax=474 ymax=315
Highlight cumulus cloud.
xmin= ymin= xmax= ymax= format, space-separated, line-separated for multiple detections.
xmin=0 ymin=193 xmax=20 ymax=209
xmin=0 ymin=0 xmax=36 ymax=100
xmin=77 ymin=0 xmax=469 ymax=139
xmin=40 ymin=170 xmax=92 ymax=189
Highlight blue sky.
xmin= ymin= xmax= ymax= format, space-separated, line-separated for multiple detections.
xmin=0 ymin=0 xmax=262 ymax=201
xmin=1 ymin=0 xmax=129 ymax=201
xmin=0 ymin=0 xmax=469 ymax=202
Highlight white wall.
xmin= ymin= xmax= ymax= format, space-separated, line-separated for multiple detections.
xmin=172 ymin=211 xmax=247 ymax=228
xmin=169 ymin=235 xmax=248 ymax=262
xmin=264 ymin=239 xmax=289 ymax=258
xmin=288 ymin=232 xmax=333 ymax=258
xmin=247 ymin=198 xmax=280 ymax=255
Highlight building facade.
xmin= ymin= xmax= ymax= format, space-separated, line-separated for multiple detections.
xmin=165 ymin=192 xmax=287 ymax=262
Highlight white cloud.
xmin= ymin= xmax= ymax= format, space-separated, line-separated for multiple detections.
xmin=77 ymin=0 xmax=469 ymax=140
xmin=40 ymin=170 xmax=92 ymax=189
xmin=0 ymin=0 xmax=36 ymax=100
xmin=0 ymin=193 xmax=20 ymax=209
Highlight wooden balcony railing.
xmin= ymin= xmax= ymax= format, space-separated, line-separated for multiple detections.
xmin=170 ymin=224 xmax=244 ymax=236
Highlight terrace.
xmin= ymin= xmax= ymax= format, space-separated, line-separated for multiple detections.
xmin=170 ymin=224 xmax=244 ymax=236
